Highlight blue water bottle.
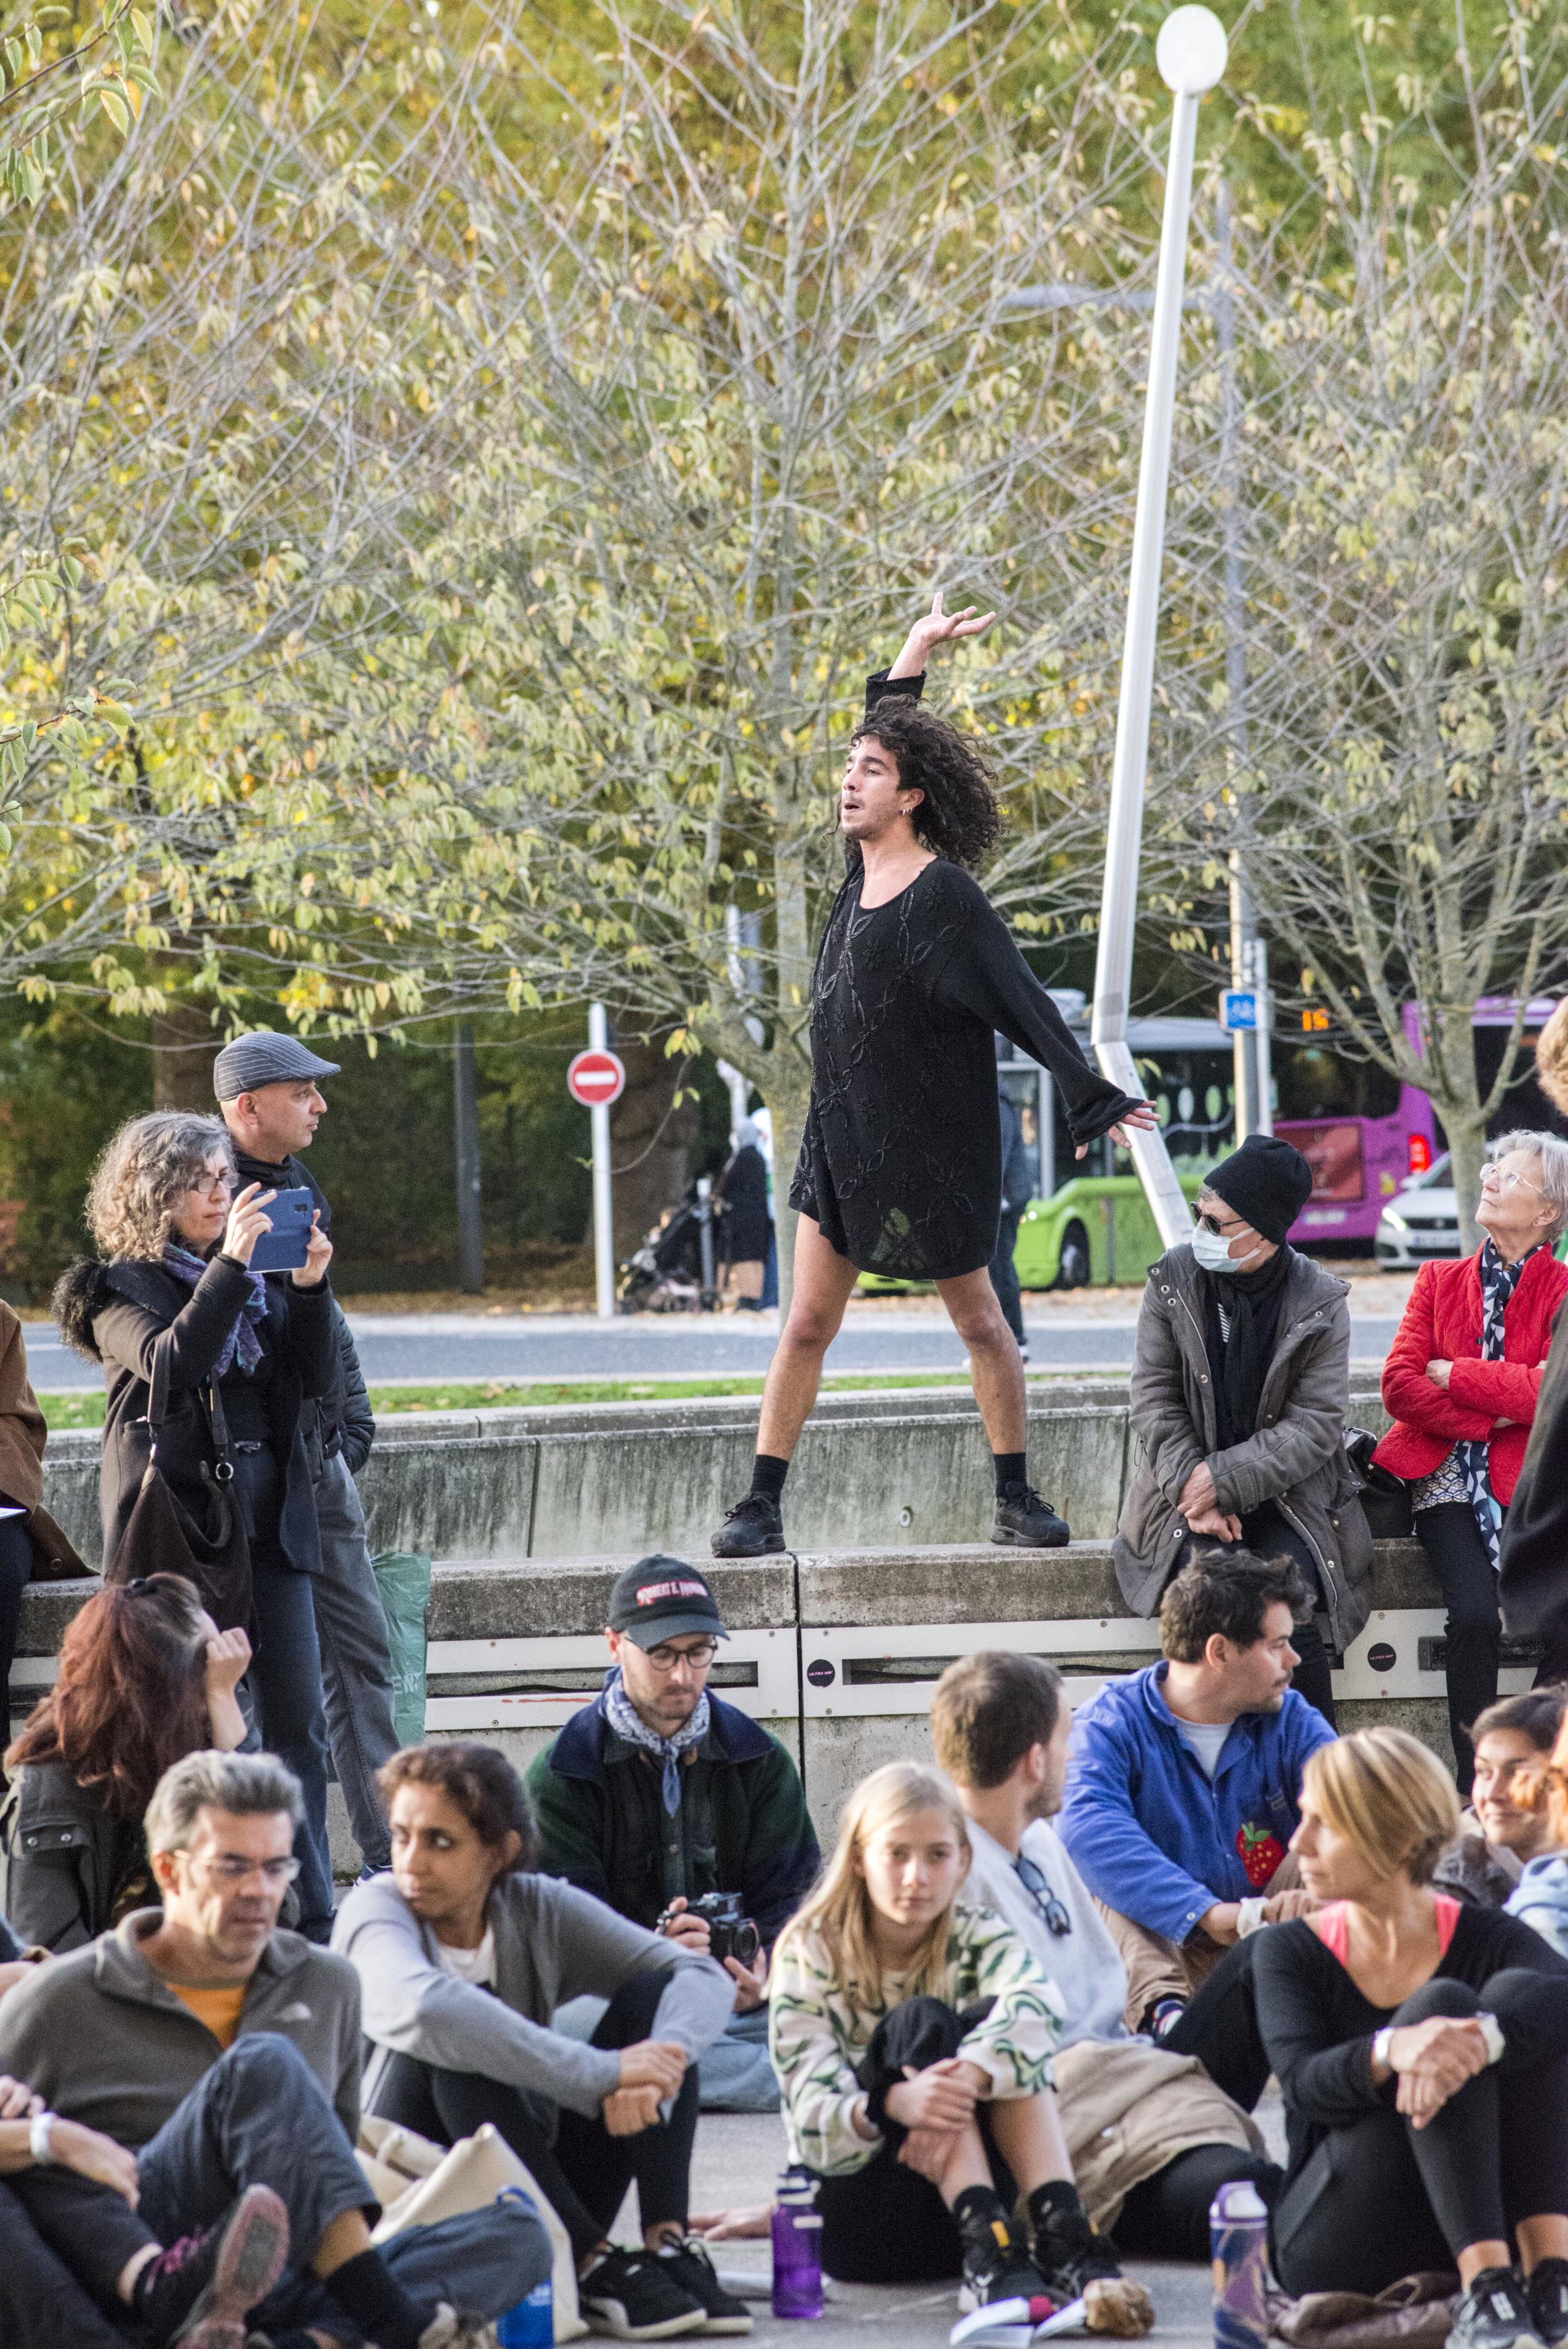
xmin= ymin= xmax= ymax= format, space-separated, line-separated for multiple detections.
xmin=1211 ymin=2181 xmax=1270 ymax=2349
xmin=497 ymin=2187 xmax=554 ymax=2347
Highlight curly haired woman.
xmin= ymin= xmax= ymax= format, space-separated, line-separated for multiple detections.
xmin=713 ymin=597 xmax=1156 ymax=1561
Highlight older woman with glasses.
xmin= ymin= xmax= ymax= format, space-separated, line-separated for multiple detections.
xmin=1376 ymin=1132 xmax=1568 ymax=1792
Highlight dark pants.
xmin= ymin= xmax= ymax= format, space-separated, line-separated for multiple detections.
xmin=1115 ymin=2143 xmax=1282 ymax=2261
xmin=0 ymin=2178 xmax=145 ymax=2349
xmin=309 ymin=1445 xmax=398 ymax=1874
xmin=235 ymin=1440 xmax=335 ymax=1938
xmin=1162 ymin=1933 xmax=1273 ymax=2114
xmin=1271 ymin=1972 xmax=1568 ymax=2296
xmin=0 ymin=1513 xmax=33 ymax=1764
xmin=371 ymin=1969 xmax=698 ymax=2259
xmin=989 ymin=1209 xmax=1025 ymax=1348
xmin=1180 ymin=1504 xmax=1337 ymax=1727
xmin=15 ymin=2035 xmax=548 ymax=2340
xmin=812 ymin=1996 xmax=1015 ymax=2285
xmin=1415 ymin=1500 xmax=1501 ymax=1793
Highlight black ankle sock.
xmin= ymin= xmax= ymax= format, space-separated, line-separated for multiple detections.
xmin=751 ymin=1453 xmax=790 ymax=1500
xmin=324 ymin=2248 xmax=428 ymax=2349
xmin=994 ymin=1451 xmax=1028 ymax=1496
xmin=1026 ymin=2179 xmax=1083 ymax=2234
xmin=953 ymin=2183 xmax=1011 ymax=2236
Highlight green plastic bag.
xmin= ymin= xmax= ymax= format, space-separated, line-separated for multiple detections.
xmin=371 ymin=1551 xmax=433 ymax=1750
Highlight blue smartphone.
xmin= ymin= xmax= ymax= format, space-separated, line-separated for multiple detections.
xmin=247 ymin=1185 xmax=316 ymax=1274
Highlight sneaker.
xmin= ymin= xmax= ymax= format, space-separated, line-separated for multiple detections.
xmin=136 ymin=2184 xmax=290 ymax=2349
xmin=416 ymin=2311 xmax=495 ymax=2349
xmin=991 ymin=1484 xmax=1071 ymax=1549
xmin=579 ymin=2247 xmax=707 ymax=2340
xmin=710 ymin=1493 xmax=785 ymax=1559
xmin=655 ymin=2239 xmax=754 ymax=2334
xmin=1529 ymin=2262 xmax=1568 ymax=2347
xmin=1449 ymin=2269 xmax=1545 ymax=2349
xmin=1031 ymin=2199 xmax=1154 ymax=2338
xmin=957 ymin=2212 xmax=1057 ymax=2318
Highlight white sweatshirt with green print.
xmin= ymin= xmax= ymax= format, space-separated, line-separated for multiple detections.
xmin=768 ymin=1901 xmax=1066 ymax=2177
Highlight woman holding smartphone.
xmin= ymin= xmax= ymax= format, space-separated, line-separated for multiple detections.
xmin=54 ymin=1112 xmax=337 ymax=1938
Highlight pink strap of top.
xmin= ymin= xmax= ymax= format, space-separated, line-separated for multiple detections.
xmin=1313 ymin=1894 xmax=1461 ymax=1966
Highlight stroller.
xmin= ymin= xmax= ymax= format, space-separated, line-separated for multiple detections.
xmin=619 ymin=1196 xmax=713 ymax=1312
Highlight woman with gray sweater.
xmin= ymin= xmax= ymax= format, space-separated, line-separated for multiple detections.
xmin=332 ymin=1742 xmax=742 ymax=2344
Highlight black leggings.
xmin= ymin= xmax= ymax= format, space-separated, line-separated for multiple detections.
xmin=1115 ymin=2143 xmax=1282 ymax=2261
xmin=370 ymin=1971 xmax=698 ymax=2258
xmin=1415 ymin=1501 xmax=1501 ymax=1793
xmin=1272 ymin=1971 xmax=1568 ymax=2297
xmin=1163 ymin=1935 xmax=1272 ymax=2114
xmin=814 ymin=1996 xmax=1016 ymax=2285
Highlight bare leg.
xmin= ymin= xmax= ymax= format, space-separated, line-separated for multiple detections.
xmin=755 ymin=1218 xmax=862 ymax=1460
xmin=1516 ymin=2216 xmax=1568 ymax=2274
xmin=937 ymin=1266 xmax=1026 ymax=1455
xmin=985 ymin=2092 xmax=1073 ymax=2194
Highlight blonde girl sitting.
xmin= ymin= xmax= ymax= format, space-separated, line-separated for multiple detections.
xmin=769 ymin=1762 xmax=1153 ymax=2336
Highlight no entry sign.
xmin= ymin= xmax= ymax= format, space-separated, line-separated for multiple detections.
xmin=567 ymin=1048 xmax=626 ymax=1109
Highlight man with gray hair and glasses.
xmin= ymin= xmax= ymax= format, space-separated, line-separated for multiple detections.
xmin=0 ymin=1750 xmax=548 ymax=2348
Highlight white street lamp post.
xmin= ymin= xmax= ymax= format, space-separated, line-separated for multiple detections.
xmin=1091 ymin=5 xmax=1229 ymax=1246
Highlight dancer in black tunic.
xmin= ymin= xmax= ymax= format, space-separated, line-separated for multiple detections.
xmin=713 ymin=597 xmax=1156 ymax=1559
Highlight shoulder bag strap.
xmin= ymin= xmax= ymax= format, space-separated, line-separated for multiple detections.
xmin=206 ymin=1376 xmax=236 ymax=1485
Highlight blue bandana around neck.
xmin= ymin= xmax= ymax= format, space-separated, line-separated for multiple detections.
xmin=161 ymin=1243 xmax=269 ymax=1378
xmin=601 ymin=1665 xmax=710 ymax=1816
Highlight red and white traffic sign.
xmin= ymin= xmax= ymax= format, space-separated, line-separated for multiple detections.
xmin=567 ymin=1048 xmax=626 ymax=1109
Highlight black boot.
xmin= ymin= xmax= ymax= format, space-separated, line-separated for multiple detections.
xmin=991 ymin=1482 xmax=1070 ymax=1548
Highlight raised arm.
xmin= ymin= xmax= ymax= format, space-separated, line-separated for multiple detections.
xmin=884 ymin=591 xmax=996 ymax=682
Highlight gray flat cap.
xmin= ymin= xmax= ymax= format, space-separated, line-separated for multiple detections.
xmin=213 ymin=1030 xmax=341 ymax=1102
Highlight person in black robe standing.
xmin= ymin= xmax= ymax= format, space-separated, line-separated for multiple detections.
xmin=712 ymin=597 xmax=1155 ymax=1559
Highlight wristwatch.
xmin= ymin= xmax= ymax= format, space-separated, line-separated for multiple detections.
xmin=1371 ymin=2027 xmax=1395 ymax=2074
xmin=29 ymin=2110 xmax=55 ymax=2164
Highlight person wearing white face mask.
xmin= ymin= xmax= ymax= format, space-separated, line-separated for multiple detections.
xmin=1113 ymin=1135 xmax=1372 ymax=1727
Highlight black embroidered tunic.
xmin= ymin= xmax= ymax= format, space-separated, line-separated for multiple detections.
xmin=788 ymin=674 xmax=1138 ymax=1281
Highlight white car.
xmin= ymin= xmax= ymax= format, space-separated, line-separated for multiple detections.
xmin=1374 ymin=1154 xmax=1461 ymax=1268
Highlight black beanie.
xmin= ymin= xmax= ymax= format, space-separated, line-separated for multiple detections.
xmin=1205 ymin=1134 xmax=1313 ymax=1244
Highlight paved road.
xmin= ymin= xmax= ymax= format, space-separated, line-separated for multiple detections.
xmin=21 ymin=1306 xmax=1403 ymax=1390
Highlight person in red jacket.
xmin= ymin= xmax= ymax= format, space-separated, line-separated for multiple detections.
xmin=1376 ymin=1132 xmax=1568 ymax=1792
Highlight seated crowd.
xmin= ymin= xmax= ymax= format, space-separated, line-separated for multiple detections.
xmin=5 ymin=1084 xmax=1568 ymax=2348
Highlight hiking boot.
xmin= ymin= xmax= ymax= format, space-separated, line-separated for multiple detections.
xmin=1529 ymin=2262 xmax=1568 ymax=2348
xmin=711 ymin=1493 xmax=785 ymax=1558
xmin=579 ymin=2247 xmax=707 ymax=2340
xmin=991 ymin=1483 xmax=1071 ymax=1549
xmin=957 ymin=2212 xmax=1057 ymax=2318
xmin=136 ymin=2184 xmax=290 ymax=2349
xmin=655 ymin=2238 xmax=754 ymax=2334
xmin=1031 ymin=2198 xmax=1153 ymax=2338
xmin=1449 ymin=2269 xmax=1545 ymax=2349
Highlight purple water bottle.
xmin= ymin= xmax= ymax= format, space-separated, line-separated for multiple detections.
xmin=771 ymin=2167 xmax=824 ymax=2320
xmin=1211 ymin=2181 xmax=1270 ymax=2349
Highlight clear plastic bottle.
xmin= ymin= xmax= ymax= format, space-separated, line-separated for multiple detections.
xmin=771 ymin=2165 xmax=825 ymax=2320
xmin=1210 ymin=2180 xmax=1270 ymax=2349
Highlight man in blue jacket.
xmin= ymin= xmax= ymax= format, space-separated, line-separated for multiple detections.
xmin=1058 ymin=1549 xmax=1334 ymax=2032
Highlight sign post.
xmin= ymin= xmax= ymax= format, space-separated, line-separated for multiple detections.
xmin=567 ymin=1008 xmax=626 ymax=1320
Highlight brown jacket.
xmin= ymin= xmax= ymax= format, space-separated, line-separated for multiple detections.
xmin=1054 ymin=2036 xmax=1265 ymax=2228
xmin=0 ymin=1303 xmax=84 ymax=1581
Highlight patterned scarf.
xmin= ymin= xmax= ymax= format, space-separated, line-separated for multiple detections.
xmin=602 ymin=1665 xmax=710 ymax=1817
xmin=1458 ymin=1236 xmax=1544 ymax=1569
xmin=160 ymin=1244 xmax=269 ymax=1378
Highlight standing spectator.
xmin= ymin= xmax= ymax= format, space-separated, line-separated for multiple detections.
xmin=1434 ymin=1689 xmax=1567 ymax=1908
xmin=1500 ymin=1008 xmax=1568 ymax=1684
xmin=988 ymin=1086 xmax=1031 ymax=1356
xmin=528 ymin=1559 xmax=819 ymax=2113
xmin=1114 ymin=1134 xmax=1371 ymax=1726
xmin=1 ymin=1573 xmax=249 ymax=1950
xmin=0 ymin=1749 xmax=540 ymax=2346
xmin=715 ymin=1118 xmax=772 ymax=1313
xmin=217 ymin=1031 xmax=399 ymax=1878
xmin=335 ymin=1742 xmax=745 ymax=2342
xmin=1057 ymin=1549 xmax=1334 ymax=2031
xmin=1375 ymin=1131 xmax=1568 ymax=1791
xmin=53 ymin=1111 xmax=338 ymax=1938
xmin=0 ymin=1303 xmax=84 ymax=1770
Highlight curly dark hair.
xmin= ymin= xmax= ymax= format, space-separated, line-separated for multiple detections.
xmin=379 ymin=1739 xmax=541 ymax=1877
xmin=848 ymin=700 xmax=1003 ymax=870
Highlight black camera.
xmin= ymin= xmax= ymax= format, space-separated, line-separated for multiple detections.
xmin=658 ymin=1891 xmax=760 ymax=1969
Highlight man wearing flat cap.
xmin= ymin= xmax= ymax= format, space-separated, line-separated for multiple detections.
xmin=528 ymin=1558 xmax=820 ymax=2110
xmin=1113 ymin=1134 xmax=1372 ymax=1729
xmin=216 ymin=1030 xmax=400 ymax=1878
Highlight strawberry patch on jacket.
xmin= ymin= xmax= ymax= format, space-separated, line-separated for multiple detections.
xmin=1236 ymin=1821 xmax=1287 ymax=1889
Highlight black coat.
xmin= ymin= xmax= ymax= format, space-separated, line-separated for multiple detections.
xmin=231 ymin=1146 xmax=371 ymax=1467
xmin=1500 ymin=1296 xmax=1568 ymax=1640
xmin=717 ymin=1144 xmax=772 ymax=1264
xmin=54 ymin=1252 xmax=335 ymax=1577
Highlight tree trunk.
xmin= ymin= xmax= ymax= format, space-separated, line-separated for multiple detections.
xmin=1443 ymin=1111 xmax=1488 ymax=1255
xmin=605 ymin=1030 xmax=701 ymax=1258
xmin=152 ymin=1001 xmax=219 ymax=1111
xmin=766 ymin=1089 xmax=808 ymax=1325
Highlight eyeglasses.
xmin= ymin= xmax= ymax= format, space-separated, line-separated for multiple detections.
xmin=642 ymin=1638 xmax=719 ymax=1673
xmin=1196 ymin=1209 xmax=1248 ymax=1238
xmin=200 ymin=1855 xmax=302 ymax=1888
xmin=1481 ymin=1164 xmax=1545 ymax=1198
xmin=1014 ymin=1852 xmax=1072 ymax=1937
